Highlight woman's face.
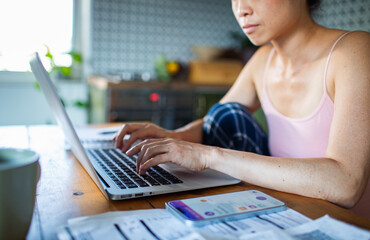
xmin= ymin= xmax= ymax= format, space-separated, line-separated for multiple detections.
xmin=231 ymin=0 xmax=306 ymax=46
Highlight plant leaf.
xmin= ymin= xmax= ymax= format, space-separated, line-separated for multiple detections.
xmin=59 ymin=66 xmax=72 ymax=77
xmin=66 ymin=51 xmax=83 ymax=63
xmin=33 ymin=82 xmax=41 ymax=91
xmin=60 ymin=98 xmax=66 ymax=107
xmin=73 ymin=100 xmax=88 ymax=108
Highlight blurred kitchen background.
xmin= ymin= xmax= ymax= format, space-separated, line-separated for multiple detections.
xmin=0 ymin=0 xmax=369 ymax=128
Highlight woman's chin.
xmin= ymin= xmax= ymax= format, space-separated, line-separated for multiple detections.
xmin=243 ymin=33 xmax=265 ymax=47
xmin=248 ymin=37 xmax=266 ymax=47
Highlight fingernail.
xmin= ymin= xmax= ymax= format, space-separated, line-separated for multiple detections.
xmin=126 ymin=147 xmax=134 ymax=155
xmin=139 ymin=166 xmax=144 ymax=175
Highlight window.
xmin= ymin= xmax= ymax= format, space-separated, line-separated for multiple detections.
xmin=0 ymin=0 xmax=74 ymax=72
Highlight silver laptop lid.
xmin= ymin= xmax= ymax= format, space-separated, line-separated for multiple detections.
xmin=29 ymin=52 xmax=108 ymax=198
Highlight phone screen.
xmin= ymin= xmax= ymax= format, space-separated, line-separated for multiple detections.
xmin=167 ymin=190 xmax=285 ymax=221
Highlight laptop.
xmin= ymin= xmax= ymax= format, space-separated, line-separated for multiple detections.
xmin=29 ymin=52 xmax=240 ymax=200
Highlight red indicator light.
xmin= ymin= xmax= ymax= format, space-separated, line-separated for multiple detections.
xmin=149 ymin=92 xmax=160 ymax=102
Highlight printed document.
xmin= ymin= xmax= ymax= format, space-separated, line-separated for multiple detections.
xmin=58 ymin=208 xmax=311 ymax=240
xmin=57 ymin=208 xmax=370 ymax=240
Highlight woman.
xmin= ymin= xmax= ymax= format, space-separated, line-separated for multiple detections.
xmin=114 ymin=0 xmax=369 ymax=208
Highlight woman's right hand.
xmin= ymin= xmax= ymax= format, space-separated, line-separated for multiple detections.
xmin=113 ymin=122 xmax=175 ymax=153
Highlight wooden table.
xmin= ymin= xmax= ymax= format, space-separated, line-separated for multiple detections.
xmin=1 ymin=125 xmax=369 ymax=240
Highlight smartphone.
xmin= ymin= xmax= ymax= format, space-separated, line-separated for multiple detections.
xmin=165 ymin=190 xmax=286 ymax=227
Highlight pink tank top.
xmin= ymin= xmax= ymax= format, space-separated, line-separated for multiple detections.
xmin=261 ymin=32 xmax=350 ymax=158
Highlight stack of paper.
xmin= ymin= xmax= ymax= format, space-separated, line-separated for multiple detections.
xmin=57 ymin=208 xmax=369 ymax=240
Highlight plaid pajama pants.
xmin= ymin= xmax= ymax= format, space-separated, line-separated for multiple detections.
xmin=203 ymin=102 xmax=270 ymax=155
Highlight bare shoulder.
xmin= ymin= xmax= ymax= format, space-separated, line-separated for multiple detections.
xmin=341 ymin=31 xmax=370 ymax=47
xmin=248 ymin=44 xmax=274 ymax=68
xmin=330 ymin=31 xmax=369 ymax=86
xmin=219 ymin=44 xmax=273 ymax=109
xmin=328 ymin=30 xmax=370 ymax=112
xmin=253 ymin=43 xmax=274 ymax=57
xmin=246 ymin=44 xmax=274 ymax=85
xmin=332 ymin=31 xmax=370 ymax=64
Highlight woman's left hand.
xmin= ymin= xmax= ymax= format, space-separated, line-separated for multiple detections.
xmin=126 ymin=138 xmax=211 ymax=174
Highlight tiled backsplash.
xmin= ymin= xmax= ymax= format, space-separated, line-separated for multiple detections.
xmin=90 ymin=0 xmax=370 ymax=76
xmin=91 ymin=0 xmax=241 ymax=76
xmin=314 ymin=0 xmax=370 ymax=33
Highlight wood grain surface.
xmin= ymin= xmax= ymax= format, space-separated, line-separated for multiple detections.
xmin=1 ymin=125 xmax=367 ymax=240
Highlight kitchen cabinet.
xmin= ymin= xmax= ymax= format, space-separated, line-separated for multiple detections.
xmin=88 ymin=77 xmax=231 ymax=129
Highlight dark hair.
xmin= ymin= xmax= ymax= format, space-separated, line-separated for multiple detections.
xmin=307 ymin=0 xmax=321 ymax=15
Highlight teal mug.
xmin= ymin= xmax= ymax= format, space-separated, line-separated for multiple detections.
xmin=0 ymin=148 xmax=40 ymax=240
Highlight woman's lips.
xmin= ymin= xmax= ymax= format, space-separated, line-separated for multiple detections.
xmin=242 ymin=24 xmax=258 ymax=34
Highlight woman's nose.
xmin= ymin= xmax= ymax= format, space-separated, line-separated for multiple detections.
xmin=237 ymin=1 xmax=252 ymax=17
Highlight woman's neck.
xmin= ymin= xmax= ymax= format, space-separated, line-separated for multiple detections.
xmin=271 ymin=17 xmax=324 ymax=70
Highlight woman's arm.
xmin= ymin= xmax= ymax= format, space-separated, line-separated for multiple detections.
xmin=208 ymin=150 xmax=355 ymax=207
xmin=172 ymin=119 xmax=204 ymax=143
xmin=324 ymin=31 xmax=370 ymax=206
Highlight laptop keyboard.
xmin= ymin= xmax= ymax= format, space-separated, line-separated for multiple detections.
xmin=87 ymin=149 xmax=183 ymax=189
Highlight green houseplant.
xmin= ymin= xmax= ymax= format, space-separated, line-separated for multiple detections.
xmin=33 ymin=46 xmax=88 ymax=109
xmin=45 ymin=46 xmax=83 ymax=80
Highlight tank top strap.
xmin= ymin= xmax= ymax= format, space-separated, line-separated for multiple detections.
xmin=322 ymin=31 xmax=351 ymax=92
